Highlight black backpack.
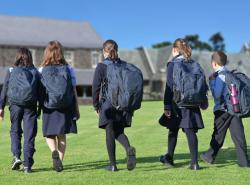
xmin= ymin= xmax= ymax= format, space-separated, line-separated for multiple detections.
xmin=7 ymin=66 xmax=39 ymax=106
xmin=103 ymin=60 xmax=143 ymax=111
xmin=221 ymin=70 xmax=250 ymax=118
xmin=41 ymin=65 xmax=74 ymax=109
xmin=172 ymin=59 xmax=208 ymax=107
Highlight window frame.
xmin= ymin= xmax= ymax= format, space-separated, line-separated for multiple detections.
xmin=64 ymin=50 xmax=75 ymax=66
xmin=91 ymin=50 xmax=102 ymax=68
xmin=29 ymin=48 xmax=36 ymax=66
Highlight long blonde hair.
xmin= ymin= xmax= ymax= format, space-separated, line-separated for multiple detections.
xmin=173 ymin=38 xmax=192 ymax=60
xmin=41 ymin=40 xmax=68 ymax=66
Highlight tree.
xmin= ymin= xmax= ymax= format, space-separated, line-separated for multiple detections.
xmin=199 ymin=42 xmax=212 ymax=51
xmin=151 ymin=32 xmax=226 ymax=51
xmin=184 ymin=34 xmax=212 ymax=51
xmin=184 ymin=34 xmax=200 ymax=49
xmin=209 ymin=32 xmax=225 ymax=51
xmin=152 ymin=41 xmax=172 ymax=48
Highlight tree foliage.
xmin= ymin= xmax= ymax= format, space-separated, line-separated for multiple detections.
xmin=152 ymin=41 xmax=172 ymax=48
xmin=152 ymin=32 xmax=225 ymax=52
xmin=209 ymin=32 xmax=225 ymax=51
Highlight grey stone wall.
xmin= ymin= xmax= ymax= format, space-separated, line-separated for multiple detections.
xmin=0 ymin=45 xmax=101 ymax=69
xmin=74 ymin=49 xmax=100 ymax=69
xmin=0 ymin=46 xmax=18 ymax=67
xmin=32 ymin=47 xmax=44 ymax=66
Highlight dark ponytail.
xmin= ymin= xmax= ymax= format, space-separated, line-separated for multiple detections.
xmin=14 ymin=48 xmax=34 ymax=67
xmin=103 ymin=40 xmax=119 ymax=61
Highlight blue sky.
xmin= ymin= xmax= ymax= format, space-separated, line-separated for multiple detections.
xmin=0 ymin=0 xmax=249 ymax=52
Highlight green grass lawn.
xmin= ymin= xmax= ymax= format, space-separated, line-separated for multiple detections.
xmin=1 ymin=101 xmax=250 ymax=185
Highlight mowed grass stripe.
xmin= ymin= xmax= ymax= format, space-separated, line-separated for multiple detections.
xmin=0 ymin=100 xmax=250 ymax=185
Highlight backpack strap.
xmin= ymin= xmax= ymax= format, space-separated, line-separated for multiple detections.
xmin=231 ymin=69 xmax=237 ymax=73
xmin=66 ymin=65 xmax=74 ymax=87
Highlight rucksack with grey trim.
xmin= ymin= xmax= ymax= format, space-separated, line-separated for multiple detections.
xmin=172 ymin=59 xmax=208 ymax=107
xmin=103 ymin=59 xmax=143 ymax=111
xmin=41 ymin=65 xmax=74 ymax=109
xmin=7 ymin=66 xmax=39 ymax=106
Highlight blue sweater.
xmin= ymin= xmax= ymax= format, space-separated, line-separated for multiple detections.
xmin=209 ymin=66 xmax=228 ymax=112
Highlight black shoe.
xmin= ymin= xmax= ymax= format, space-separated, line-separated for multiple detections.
xmin=190 ymin=163 xmax=200 ymax=170
xmin=105 ymin=165 xmax=118 ymax=172
xmin=159 ymin=154 xmax=174 ymax=167
xmin=127 ymin=146 xmax=136 ymax=171
xmin=52 ymin=150 xmax=63 ymax=172
xmin=11 ymin=156 xmax=22 ymax=170
xmin=200 ymin=152 xmax=214 ymax=164
xmin=23 ymin=167 xmax=32 ymax=174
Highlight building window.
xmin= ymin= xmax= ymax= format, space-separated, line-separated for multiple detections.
xmin=29 ymin=49 xmax=36 ymax=66
xmin=64 ymin=51 xmax=74 ymax=66
xmin=91 ymin=51 xmax=102 ymax=68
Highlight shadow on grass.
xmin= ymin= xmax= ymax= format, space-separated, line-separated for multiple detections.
xmin=32 ymin=167 xmax=53 ymax=173
xmin=209 ymin=147 xmax=250 ymax=167
xmin=33 ymin=147 xmax=250 ymax=173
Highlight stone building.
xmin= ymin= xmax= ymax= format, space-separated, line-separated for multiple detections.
xmin=0 ymin=15 xmax=103 ymax=102
xmin=0 ymin=15 xmax=250 ymax=102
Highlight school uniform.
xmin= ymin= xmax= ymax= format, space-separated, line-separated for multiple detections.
xmin=92 ymin=62 xmax=133 ymax=129
xmin=163 ymin=55 xmax=207 ymax=167
xmin=92 ymin=59 xmax=135 ymax=170
xmin=201 ymin=66 xmax=249 ymax=167
xmin=0 ymin=67 xmax=38 ymax=169
xmin=39 ymin=65 xmax=77 ymax=137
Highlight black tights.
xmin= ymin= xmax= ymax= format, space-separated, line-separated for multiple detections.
xmin=105 ymin=122 xmax=130 ymax=165
xmin=167 ymin=128 xmax=198 ymax=165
